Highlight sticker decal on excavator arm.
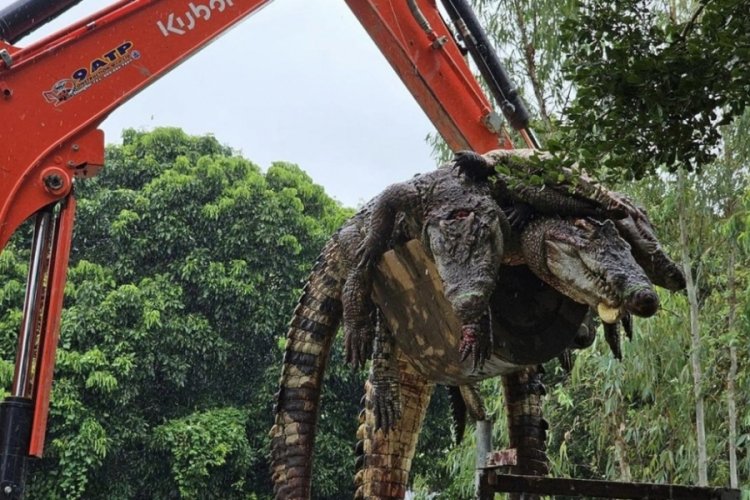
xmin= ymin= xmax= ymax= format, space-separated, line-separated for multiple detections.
xmin=42 ymin=42 xmax=140 ymax=106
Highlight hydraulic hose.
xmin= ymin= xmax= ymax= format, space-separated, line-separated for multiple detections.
xmin=0 ymin=0 xmax=83 ymax=44
xmin=440 ymin=0 xmax=541 ymax=148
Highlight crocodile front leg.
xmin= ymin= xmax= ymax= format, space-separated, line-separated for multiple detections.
xmin=343 ymin=267 xmax=376 ymax=369
xmin=604 ymin=321 xmax=623 ymax=360
xmin=448 ymin=384 xmax=487 ymax=444
xmin=502 ymin=367 xmax=549 ymax=500
xmin=357 ymin=182 xmax=420 ymax=272
xmin=355 ymin=356 xmax=434 ymax=499
xmin=458 ymin=311 xmax=493 ymax=371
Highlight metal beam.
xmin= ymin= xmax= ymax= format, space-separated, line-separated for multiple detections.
xmin=480 ymin=473 xmax=740 ymax=500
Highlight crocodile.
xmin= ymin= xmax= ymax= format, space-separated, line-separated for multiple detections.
xmin=269 ymin=165 xmax=510 ymax=499
xmin=338 ymin=163 xmax=535 ymax=436
xmin=455 ymin=147 xmax=685 ymax=361
xmin=352 ymin=166 xmax=511 ymax=371
xmin=453 ymin=148 xmax=686 ymax=293
xmin=356 ymin=215 xmax=666 ymax=499
xmin=270 ymin=206 xmax=677 ymax=498
xmin=349 ymin=149 xmax=666 ymax=432
xmin=359 ymin=149 xmax=683 ymax=426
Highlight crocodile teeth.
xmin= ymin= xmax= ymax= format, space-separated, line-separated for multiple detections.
xmin=597 ymin=302 xmax=621 ymax=324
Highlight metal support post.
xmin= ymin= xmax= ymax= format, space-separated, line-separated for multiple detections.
xmin=475 ymin=419 xmax=492 ymax=499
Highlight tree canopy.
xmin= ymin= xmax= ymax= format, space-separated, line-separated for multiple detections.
xmin=557 ymin=0 xmax=750 ymax=178
xmin=417 ymin=1 xmax=750 ymax=496
xmin=1 ymin=128 xmax=373 ymax=498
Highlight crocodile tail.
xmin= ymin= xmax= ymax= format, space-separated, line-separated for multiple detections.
xmin=270 ymin=239 xmax=344 ymax=499
xmin=354 ymin=356 xmax=434 ymax=499
xmin=503 ymin=367 xmax=549 ymax=500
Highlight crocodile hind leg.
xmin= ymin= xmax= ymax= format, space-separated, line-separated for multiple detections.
xmin=371 ymin=309 xmax=401 ymax=432
xmin=502 ymin=367 xmax=548 ymax=500
xmin=355 ymin=356 xmax=434 ymax=499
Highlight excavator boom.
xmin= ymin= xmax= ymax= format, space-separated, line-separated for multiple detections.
xmin=0 ymin=0 xmax=528 ymax=497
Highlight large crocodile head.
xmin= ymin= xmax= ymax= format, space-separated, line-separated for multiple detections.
xmin=521 ymin=217 xmax=659 ymax=324
xmin=614 ymin=207 xmax=685 ymax=292
xmin=420 ymin=171 xmax=508 ymax=366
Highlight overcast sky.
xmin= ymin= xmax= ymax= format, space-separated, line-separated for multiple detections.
xmin=26 ymin=0 xmax=439 ymax=207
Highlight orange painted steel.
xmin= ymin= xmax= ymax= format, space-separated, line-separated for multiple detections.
xmin=0 ymin=0 xmax=274 ymax=252
xmin=0 ymin=0 xmax=511 ymax=460
xmin=345 ymin=0 xmax=512 ymax=153
xmin=0 ymin=0 xmax=511 ymax=255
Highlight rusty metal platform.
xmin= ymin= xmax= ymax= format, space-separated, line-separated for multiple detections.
xmin=477 ymin=471 xmax=740 ymax=499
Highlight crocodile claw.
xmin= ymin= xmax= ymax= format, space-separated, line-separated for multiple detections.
xmin=372 ymin=379 xmax=401 ymax=433
xmin=342 ymin=270 xmax=376 ymax=370
xmin=459 ymin=324 xmax=492 ymax=371
xmin=558 ymin=348 xmax=573 ymax=372
xmin=344 ymin=325 xmax=374 ymax=370
xmin=506 ymin=202 xmax=534 ymax=230
xmin=356 ymin=242 xmax=378 ymax=271
xmin=453 ymin=150 xmax=494 ymax=180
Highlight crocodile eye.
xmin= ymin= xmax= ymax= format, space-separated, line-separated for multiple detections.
xmin=449 ymin=209 xmax=472 ymax=220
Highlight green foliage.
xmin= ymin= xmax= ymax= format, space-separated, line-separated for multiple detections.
xmin=0 ymin=246 xmax=26 ymax=359
xmin=474 ymin=0 xmax=579 ymax=122
xmin=558 ymin=0 xmax=750 ymax=178
xmin=409 ymin=387 xmax=458 ymax=496
xmin=0 ymin=128 xmax=360 ymax=498
xmin=414 ymin=0 xmax=750 ymax=495
xmin=153 ymin=408 xmax=252 ymax=499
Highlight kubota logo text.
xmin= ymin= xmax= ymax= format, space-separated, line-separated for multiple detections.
xmin=156 ymin=0 xmax=235 ymax=37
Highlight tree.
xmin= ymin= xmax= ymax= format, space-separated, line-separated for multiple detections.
xmin=1 ymin=128 xmax=367 ymax=498
xmin=555 ymin=0 xmax=750 ymax=488
xmin=474 ymin=0 xmax=578 ymax=127
xmin=718 ymin=109 xmax=750 ymax=488
xmin=420 ymin=0 xmax=750 ymax=494
xmin=677 ymin=168 xmax=708 ymax=485
xmin=558 ymin=0 xmax=750 ymax=179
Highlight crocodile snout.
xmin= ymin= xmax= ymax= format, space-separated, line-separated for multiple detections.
xmin=626 ymin=288 xmax=659 ymax=317
xmin=448 ymin=291 xmax=486 ymax=320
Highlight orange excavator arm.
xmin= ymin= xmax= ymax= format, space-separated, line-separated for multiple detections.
xmin=0 ymin=0 xmax=533 ymax=497
xmin=0 ymin=0 xmax=519 ymax=251
xmin=0 ymin=0 xmax=275 ymax=251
